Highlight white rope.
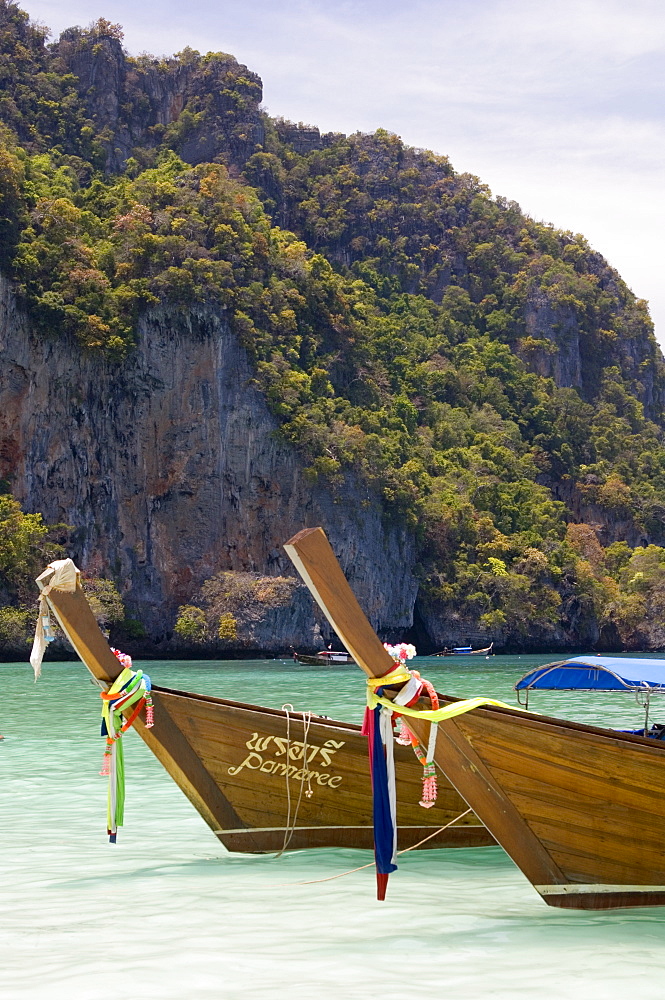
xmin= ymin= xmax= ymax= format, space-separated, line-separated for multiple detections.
xmin=268 ymin=807 xmax=474 ymax=887
xmin=426 ymin=721 xmax=438 ymax=762
xmin=274 ymin=704 xmax=313 ymax=857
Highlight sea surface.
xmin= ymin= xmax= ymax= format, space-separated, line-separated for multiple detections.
xmin=2 ymin=653 xmax=665 ymax=999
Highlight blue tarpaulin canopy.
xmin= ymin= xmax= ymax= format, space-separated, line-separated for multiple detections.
xmin=515 ymin=656 xmax=665 ymax=693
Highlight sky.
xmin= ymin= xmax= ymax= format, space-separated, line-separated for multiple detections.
xmin=19 ymin=0 xmax=665 ymax=349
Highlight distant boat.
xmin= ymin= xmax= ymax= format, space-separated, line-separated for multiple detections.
xmin=292 ymin=649 xmax=357 ymax=665
xmin=435 ymin=643 xmax=493 ymax=656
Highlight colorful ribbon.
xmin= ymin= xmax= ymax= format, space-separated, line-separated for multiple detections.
xmin=364 ymin=650 xmax=515 ymax=900
xmin=362 ymin=701 xmax=397 ymax=900
xmin=99 ymin=651 xmax=154 ymax=842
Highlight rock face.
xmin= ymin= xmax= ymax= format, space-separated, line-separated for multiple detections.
xmin=169 ymin=575 xmax=328 ymax=658
xmin=416 ymin=597 xmax=600 ymax=655
xmin=516 ymin=268 xmax=664 ymax=418
xmin=520 ymin=289 xmax=583 ymax=388
xmin=0 ymin=274 xmax=417 ymax=643
xmin=273 ymin=120 xmax=344 ymax=156
xmin=53 ymin=31 xmax=265 ymax=172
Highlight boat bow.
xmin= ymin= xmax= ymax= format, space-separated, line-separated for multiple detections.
xmin=285 ymin=526 xmax=665 ymax=910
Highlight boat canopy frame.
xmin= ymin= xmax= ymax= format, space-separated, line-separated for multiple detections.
xmin=514 ymin=656 xmax=665 ymax=730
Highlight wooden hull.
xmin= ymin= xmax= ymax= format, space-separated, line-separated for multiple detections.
xmin=284 ymin=526 xmax=665 ymax=910
xmin=150 ymin=685 xmax=494 ymax=852
xmin=33 ymin=566 xmax=492 ymax=854
xmin=292 ymin=652 xmax=355 ymax=666
xmin=430 ymin=697 xmax=665 ymax=909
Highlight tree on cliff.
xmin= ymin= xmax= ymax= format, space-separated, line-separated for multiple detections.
xmin=0 ymin=493 xmax=58 ymax=603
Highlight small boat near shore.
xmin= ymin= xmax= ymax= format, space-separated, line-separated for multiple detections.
xmin=435 ymin=643 xmax=493 ymax=656
xmin=291 ymin=648 xmax=356 ymax=665
xmin=285 ymin=526 xmax=665 ymax=910
xmin=33 ymin=561 xmax=492 ymax=853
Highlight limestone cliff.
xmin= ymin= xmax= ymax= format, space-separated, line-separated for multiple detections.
xmin=0 ymin=273 xmax=416 ymax=647
xmin=4 ymin=4 xmax=665 ymax=655
xmin=518 ymin=265 xmax=662 ymax=416
xmin=52 ymin=30 xmax=264 ymax=172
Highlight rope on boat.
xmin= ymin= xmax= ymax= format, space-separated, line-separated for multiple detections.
xmin=270 ymin=806 xmax=474 ymax=888
xmin=273 ymin=704 xmax=313 ymax=858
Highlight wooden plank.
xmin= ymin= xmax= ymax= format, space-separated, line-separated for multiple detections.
xmin=284 ymin=527 xmax=567 ymax=888
xmin=492 ymin=747 xmax=665 ymax=818
xmin=429 ymin=715 xmax=566 ymax=885
xmin=218 ymin=823 xmax=492 ymax=853
xmin=456 ymin=710 xmax=665 ymax=791
xmin=442 ymin=708 xmax=665 ymax=897
xmin=448 ymin=675 xmax=665 ymax=896
xmin=284 ymin=527 xmax=665 ymax=907
xmin=538 ymin=888 xmax=665 ymax=911
xmin=160 ymin=686 xmax=493 ymax=840
xmin=38 ymin=574 xmax=127 ymax=684
xmin=284 ymin=528 xmax=396 ymax=678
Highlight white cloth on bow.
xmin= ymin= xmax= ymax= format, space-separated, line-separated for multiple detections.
xmin=30 ymin=559 xmax=80 ymax=679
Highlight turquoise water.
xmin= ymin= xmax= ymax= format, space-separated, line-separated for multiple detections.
xmin=2 ymin=653 xmax=665 ymax=999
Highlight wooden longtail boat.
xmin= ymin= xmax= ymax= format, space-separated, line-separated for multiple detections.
xmin=35 ymin=562 xmax=493 ymax=852
xmin=285 ymin=527 xmax=665 ymax=910
xmin=292 ymin=649 xmax=357 ymax=666
xmin=435 ymin=643 xmax=493 ymax=656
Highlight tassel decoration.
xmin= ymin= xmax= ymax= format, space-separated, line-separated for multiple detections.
xmin=395 ymin=710 xmax=439 ymax=808
xmin=395 ymin=717 xmax=412 ymax=745
xmin=419 ymin=762 xmax=438 ymax=808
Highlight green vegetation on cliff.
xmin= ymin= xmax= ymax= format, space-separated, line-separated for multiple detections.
xmin=174 ymin=572 xmax=300 ymax=648
xmin=0 ymin=489 xmax=125 ymax=649
xmin=2 ymin=0 xmax=665 ymax=649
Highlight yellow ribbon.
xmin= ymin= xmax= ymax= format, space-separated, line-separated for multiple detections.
xmin=366 ymin=663 xmax=517 ymax=720
xmin=367 ymin=691 xmax=514 ymax=721
xmin=366 ymin=664 xmax=412 ymax=689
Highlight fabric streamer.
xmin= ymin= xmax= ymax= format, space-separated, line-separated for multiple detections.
xmin=99 ymin=650 xmax=154 ymax=842
xmin=395 ymin=673 xmax=440 ymax=807
xmin=368 ymin=690 xmax=512 ymax=722
xmin=28 ymin=563 xmax=155 ymax=842
xmin=30 ymin=559 xmax=79 ymax=679
xmin=396 ymin=717 xmax=439 ymax=807
xmin=361 ymin=701 xmax=397 ymax=900
xmin=363 ymin=647 xmax=516 ymax=900
xmin=360 ymin=643 xmax=420 ymax=900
